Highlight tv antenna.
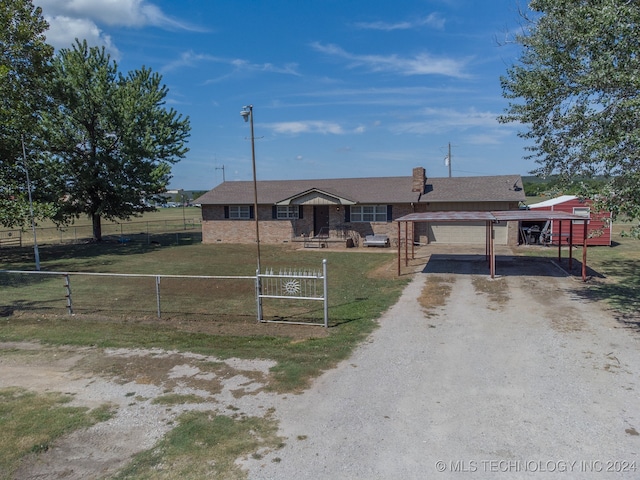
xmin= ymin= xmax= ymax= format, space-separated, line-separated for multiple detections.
xmin=215 ymin=163 xmax=225 ymax=183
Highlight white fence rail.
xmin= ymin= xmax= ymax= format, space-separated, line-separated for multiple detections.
xmin=258 ymin=259 xmax=328 ymax=327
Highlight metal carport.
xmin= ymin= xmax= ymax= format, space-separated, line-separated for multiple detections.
xmin=395 ymin=210 xmax=590 ymax=280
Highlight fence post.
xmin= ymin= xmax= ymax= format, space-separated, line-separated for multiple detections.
xmin=256 ymin=269 xmax=263 ymax=322
xmin=155 ymin=276 xmax=161 ymax=319
xmin=64 ymin=274 xmax=73 ymax=315
xmin=322 ymin=259 xmax=328 ymax=328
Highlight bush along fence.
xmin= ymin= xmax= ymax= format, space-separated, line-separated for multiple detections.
xmin=0 ymin=260 xmax=328 ymax=327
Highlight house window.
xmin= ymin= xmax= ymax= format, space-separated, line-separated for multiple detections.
xmin=228 ymin=205 xmax=251 ymax=219
xmin=351 ymin=205 xmax=388 ymax=222
xmin=572 ymin=206 xmax=590 ymax=224
xmin=277 ymin=205 xmax=299 ymax=219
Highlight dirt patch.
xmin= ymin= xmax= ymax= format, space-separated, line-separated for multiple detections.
xmin=472 ymin=276 xmax=510 ymax=310
xmin=0 ymin=343 xmax=283 ymax=480
xmin=418 ymin=275 xmax=454 ymax=317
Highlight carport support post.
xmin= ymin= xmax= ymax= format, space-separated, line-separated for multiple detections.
xmin=558 ymin=220 xmax=563 ymax=264
xmin=411 ymin=221 xmax=415 ymax=260
xmin=485 ymin=221 xmax=490 ymax=262
xmin=404 ymin=221 xmax=409 ymax=267
xmin=397 ymin=221 xmax=401 ymax=276
xmin=582 ymin=220 xmax=588 ymax=282
xmin=490 ymin=222 xmax=495 ymax=279
xmin=569 ymin=222 xmax=574 ymax=270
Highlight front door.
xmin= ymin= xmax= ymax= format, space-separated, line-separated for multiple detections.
xmin=314 ymin=205 xmax=330 ymax=236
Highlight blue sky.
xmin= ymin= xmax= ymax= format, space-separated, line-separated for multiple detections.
xmin=37 ymin=0 xmax=531 ymax=190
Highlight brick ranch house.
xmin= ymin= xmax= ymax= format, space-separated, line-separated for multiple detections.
xmin=195 ymin=167 xmax=526 ymax=247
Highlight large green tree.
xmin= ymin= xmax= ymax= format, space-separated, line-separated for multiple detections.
xmin=43 ymin=40 xmax=190 ymax=241
xmin=0 ymin=0 xmax=55 ymax=227
xmin=500 ymin=0 xmax=640 ymax=231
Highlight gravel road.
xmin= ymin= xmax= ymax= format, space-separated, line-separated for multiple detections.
xmin=247 ymin=255 xmax=640 ymax=479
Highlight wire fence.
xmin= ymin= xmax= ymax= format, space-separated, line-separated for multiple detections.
xmin=0 ymin=217 xmax=202 ymax=248
xmin=0 ymin=270 xmax=258 ymax=321
xmin=0 ymin=263 xmax=329 ymax=326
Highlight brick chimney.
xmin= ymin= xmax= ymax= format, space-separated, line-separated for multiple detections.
xmin=412 ymin=167 xmax=426 ymax=193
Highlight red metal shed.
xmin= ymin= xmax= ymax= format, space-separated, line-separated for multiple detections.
xmin=528 ymin=195 xmax=611 ymax=246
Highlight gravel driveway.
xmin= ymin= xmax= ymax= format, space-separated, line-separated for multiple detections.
xmin=247 ymin=255 xmax=640 ymax=479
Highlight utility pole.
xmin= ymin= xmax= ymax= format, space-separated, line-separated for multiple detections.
xmin=21 ymin=135 xmax=40 ymax=271
xmin=444 ymin=142 xmax=452 ymax=177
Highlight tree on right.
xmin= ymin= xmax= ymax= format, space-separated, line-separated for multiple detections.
xmin=500 ymin=0 xmax=640 ymax=235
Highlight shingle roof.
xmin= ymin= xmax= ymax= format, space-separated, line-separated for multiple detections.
xmin=195 ymin=174 xmax=525 ymax=205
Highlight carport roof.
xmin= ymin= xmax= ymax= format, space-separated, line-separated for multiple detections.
xmin=395 ymin=210 xmax=588 ymax=223
xmin=395 ymin=210 xmax=590 ymax=281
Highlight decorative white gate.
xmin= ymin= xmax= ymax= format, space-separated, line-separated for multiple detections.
xmin=257 ymin=259 xmax=328 ymax=327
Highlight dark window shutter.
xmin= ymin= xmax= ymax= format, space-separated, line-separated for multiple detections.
xmin=249 ymin=206 xmax=254 ymax=219
xmin=344 ymin=205 xmax=350 ymax=222
xmin=224 ymin=206 xmax=229 ymax=219
xmin=272 ymin=206 xmax=277 ymax=219
xmin=387 ymin=205 xmax=393 ymax=222
xmin=298 ymin=205 xmax=304 ymax=219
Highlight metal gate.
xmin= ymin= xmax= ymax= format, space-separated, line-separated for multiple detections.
xmin=257 ymin=259 xmax=328 ymax=327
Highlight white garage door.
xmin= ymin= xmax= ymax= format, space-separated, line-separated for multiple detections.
xmin=428 ymin=222 xmax=508 ymax=245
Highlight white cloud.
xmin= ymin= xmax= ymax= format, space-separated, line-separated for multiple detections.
xmin=161 ymin=50 xmax=301 ymax=81
xmin=265 ymin=121 xmax=345 ymax=135
xmin=310 ymin=42 xmax=470 ymax=78
xmin=465 ymin=133 xmax=505 ymax=145
xmin=162 ymin=51 xmax=224 ymax=72
xmin=391 ymin=107 xmax=502 ymax=135
xmin=38 ymin=0 xmax=200 ymax=57
xmin=355 ymin=13 xmax=445 ymax=31
xmin=44 ymin=15 xmax=120 ymax=57
xmin=38 ymin=0 xmax=196 ymax=29
xmin=230 ymin=59 xmax=301 ymax=76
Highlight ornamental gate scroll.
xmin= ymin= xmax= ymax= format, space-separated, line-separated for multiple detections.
xmin=257 ymin=259 xmax=328 ymax=327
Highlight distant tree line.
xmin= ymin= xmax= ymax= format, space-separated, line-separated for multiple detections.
xmin=1 ymin=0 xmax=190 ymax=241
xmin=522 ymin=176 xmax=607 ymax=198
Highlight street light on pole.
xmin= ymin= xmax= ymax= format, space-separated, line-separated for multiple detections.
xmin=240 ymin=105 xmax=261 ymax=275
